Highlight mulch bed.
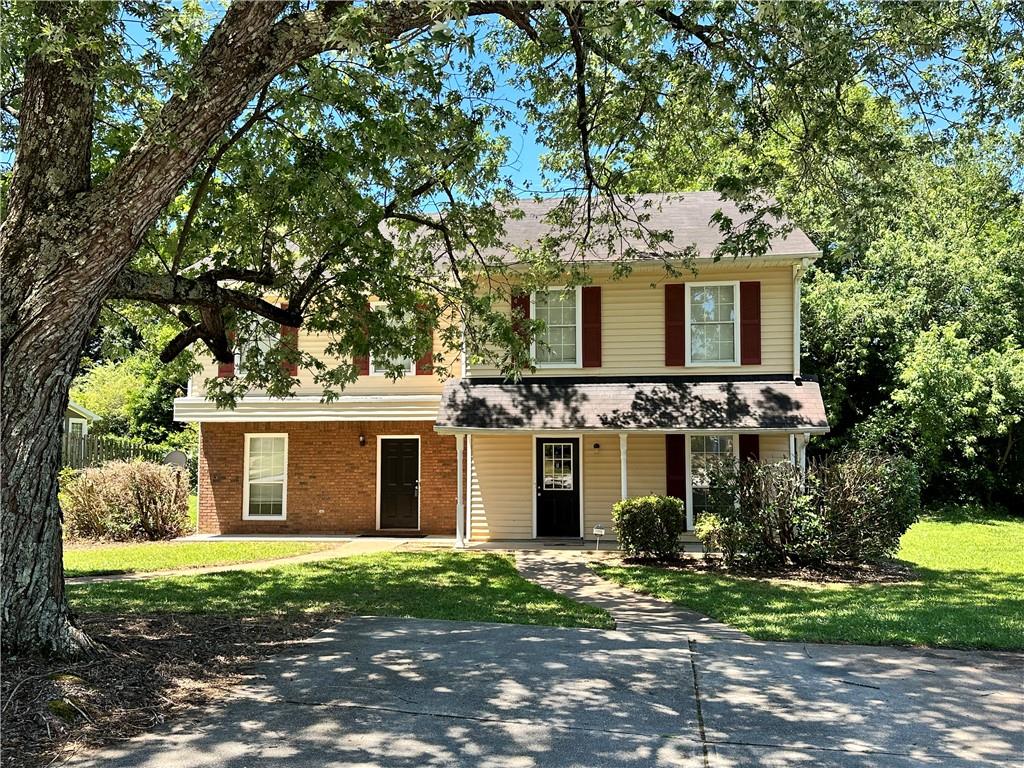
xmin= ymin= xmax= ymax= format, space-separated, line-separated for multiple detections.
xmin=621 ymin=556 xmax=917 ymax=584
xmin=1 ymin=612 xmax=338 ymax=768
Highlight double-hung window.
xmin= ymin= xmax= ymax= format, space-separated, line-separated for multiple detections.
xmin=689 ymin=434 xmax=737 ymax=520
xmin=686 ymin=282 xmax=739 ymax=365
xmin=243 ymin=434 xmax=288 ymax=520
xmin=369 ymin=301 xmax=415 ymax=376
xmin=533 ymin=287 xmax=581 ymax=367
xmin=235 ymin=326 xmax=278 ymax=378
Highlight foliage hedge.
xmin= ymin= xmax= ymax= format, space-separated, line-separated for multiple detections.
xmin=611 ymin=495 xmax=686 ymax=560
xmin=62 ymin=460 xmax=190 ymax=541
xmin=695 ymin=451 xmax=920 ymax=567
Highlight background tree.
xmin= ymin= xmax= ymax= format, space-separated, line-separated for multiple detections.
xmin=2 ymin=0 xmax=1019 ymax=656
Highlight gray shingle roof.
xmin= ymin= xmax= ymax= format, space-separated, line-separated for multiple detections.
xmin=481 ymin=192 xmax=819 ymax=262
xmin=436 ymin=377 xmax=830 ymax=432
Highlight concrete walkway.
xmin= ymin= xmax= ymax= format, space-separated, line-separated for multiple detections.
xmin=61 ymin=552 xmax=1023 ymax=767
xmin=66 ymin=537 xmax=445 ymax=585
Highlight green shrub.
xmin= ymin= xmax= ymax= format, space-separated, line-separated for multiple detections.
xmin=696 ymin=451 xmax=921 ymax=567
xmin=612 ymin=495 xmax=685 ymax=560
xmin=62 ymin=460 xmax=190 ymax=541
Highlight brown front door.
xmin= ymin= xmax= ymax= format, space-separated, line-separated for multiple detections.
xmin=379 ymin=438 xmax=419 ymax=529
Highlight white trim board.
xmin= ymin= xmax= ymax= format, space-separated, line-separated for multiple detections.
xmin=375 ymin=435 xmax=422 ymax=531
xmin=174 ymin=394 xmax=441 ymax=423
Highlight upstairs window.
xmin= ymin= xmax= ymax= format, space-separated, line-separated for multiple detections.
xmin=369 ymin=301 xmax=415 ymax=375
xmin=534 ymin=287 xmax=581 ymax=367
xmin=687 ymin=282 xmax=739 ymax=365
xmin=235 ymin=326 xmax=278 ymax=378
xmin=243 ymin=434 xmax=288 ymax=520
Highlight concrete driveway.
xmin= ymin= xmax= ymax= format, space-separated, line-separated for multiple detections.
xmin=63 ymin=557 xmax=1022 ymax=767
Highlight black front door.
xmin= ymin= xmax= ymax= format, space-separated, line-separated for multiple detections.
xmin=379 ymin=438 xmax=419 ymax=529
xmin=536 ymin=437 xmax=581 ymax=537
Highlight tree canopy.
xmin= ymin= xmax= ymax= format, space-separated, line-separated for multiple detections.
xmin=2 ymin=0 xmax=1022 ymax=655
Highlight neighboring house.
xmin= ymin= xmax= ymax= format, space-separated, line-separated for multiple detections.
xmin=174 ymin=193 xmax=830 ymax=542
xmin=65 ymin=400 xmax=100 ymax=438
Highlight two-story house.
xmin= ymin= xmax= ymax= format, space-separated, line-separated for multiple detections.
xmin=174 ymin=193 xmax=830 ymax=544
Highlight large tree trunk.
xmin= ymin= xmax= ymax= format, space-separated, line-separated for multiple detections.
xmin=0 ymin=1 xmax=290 ymax=656
xmin=1 ymin=0 xmax=476 ymax=656
xmin=0 ymin=3 xmax=107 ymax=656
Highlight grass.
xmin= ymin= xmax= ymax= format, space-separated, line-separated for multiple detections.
xmin=68 ymin=551 xmax=613 ymax=629
xmin=596 ymin=506 xmax=1024 ymax=650
xmin=64 ymin=541 xmax=337 ymax=578
xmin=187 ymin=493 xmax=198 ymax=529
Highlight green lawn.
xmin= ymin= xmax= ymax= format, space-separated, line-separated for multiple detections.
xmin=64 ymin=541 xmax=336 ymax=577
xmin=68 ymin=551 xmax=614 ymax=629
xmin=188 ymin=493 xmax=198 ymax=528
xmin=596 ymin=506 xmax=1024 ymax=650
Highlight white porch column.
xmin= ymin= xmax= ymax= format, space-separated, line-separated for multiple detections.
xmin=619 ymin=433 xmax=629 ymax=500
xmin=455 ymin=433 xmax=466 ymax=548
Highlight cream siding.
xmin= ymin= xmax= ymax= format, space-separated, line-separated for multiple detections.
xmin=468 ymin=434 xmax=534 ymax=540
xmin=626 ymin=434 xmax=667 ymax=498
xmin=190 ymin=326 xmax=459 ymax=398
xmin=759 ymin=434 xmax=792 ymax=463
xmin=469 ymin=262 xmax=795 ymax=378
xmin=583 ymin=439 xmax=620 ymax=537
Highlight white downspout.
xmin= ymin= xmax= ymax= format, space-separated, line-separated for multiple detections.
xmin=619 ymin=434 xmax=629 ymax=500
xmin=465 ymin=433 xmax=473 ymax=544
xmin=793 ymin=258 xmax=809 ymax=380
xmin=455 ymin=433 xmax=465 ymax=548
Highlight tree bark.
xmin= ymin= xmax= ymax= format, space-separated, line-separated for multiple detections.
xmin=0 ymin=0 xmax=532 ymax=657
xmin=1 ymin=3 xmax=105 ymax=657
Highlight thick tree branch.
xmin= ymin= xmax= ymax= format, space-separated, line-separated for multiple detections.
xmin=112 ymin=269 xmax=298 ymax=326
xmin=172 ymin=84 xmax=274 ymax=274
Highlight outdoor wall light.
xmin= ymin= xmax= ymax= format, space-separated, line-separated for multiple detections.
xmin=593 ymin=442 xmax=601 ymax=450
xmin=359 ymin=433 xmax=366 ymax=447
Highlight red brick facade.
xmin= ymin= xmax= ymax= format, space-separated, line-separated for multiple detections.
xmin=198 ymin=421 xmax=457 ymax=535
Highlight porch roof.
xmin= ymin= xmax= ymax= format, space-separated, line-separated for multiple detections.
xmin=435 ymin=376 xmax=830 ymax=434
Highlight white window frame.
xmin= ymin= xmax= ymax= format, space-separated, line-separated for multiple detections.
xmin=685 ymin=433 xmax=739 ymax=530
xmin=369 ymin=301 xmax=416 ymax=376
xmin=235 ymin=326 xmax=278 ymax=379
xmin=685 ymin=281 xmax=741 ymax=367
xmin=68 ymin=417 xmax=88 ymax=438
xmin=531 ymin=286 xmax=583 ymax=369
xmin=242 ymin=432 xmax=288 ymax=521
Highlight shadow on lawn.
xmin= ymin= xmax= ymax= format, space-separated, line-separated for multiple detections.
xmin=596 ymin=563 xmax=1024 ymax=650
xmin=67 ymin=552 xmax=613 ymax=630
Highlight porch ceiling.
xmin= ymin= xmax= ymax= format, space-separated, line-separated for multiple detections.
xmin=435 ymin=376 xmax=829 ymax=433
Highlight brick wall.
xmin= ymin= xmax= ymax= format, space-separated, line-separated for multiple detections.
xmin=198 ymin=421 xmax=457 ymax=535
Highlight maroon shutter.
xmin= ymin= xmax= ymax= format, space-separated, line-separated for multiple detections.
xmin=279 ymin=302 xmax=299 ymax=377
xmin=217 ymin=331 xmax=236 ymax=377
xmin=666 ymin=434 xmax=687 ymax=501
xmin=665 ymin=283 xmax=686 ymax=366
xmin=581 ymin=286 xmax=602 ymax=368
xmin=415 ymin=349 xmax=433 ymax=375
xmin=511 ymin=291 xmax=530 ymax=339
xmin=353 ymin=301 xmax=371 ymax=376
xmin=740 ymin=281 xmax=762 ymax=365
xmin=739 ymin=434 xmax=760 ymax=463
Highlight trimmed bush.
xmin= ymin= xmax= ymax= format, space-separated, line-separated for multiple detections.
xmin=612 ymin=494 xmax=686 ymax=560
xmin=62 ymin=460 xmax=190 ymax=541
xmin=697 ymin=451 xmax=921 ymax=567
